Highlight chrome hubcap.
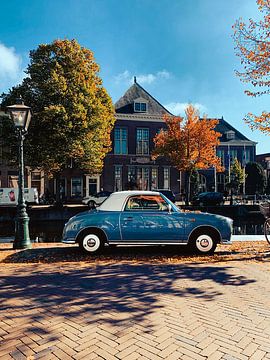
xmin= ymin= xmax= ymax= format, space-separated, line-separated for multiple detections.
xmin=86 ymin=238 xmax=96 ymax=247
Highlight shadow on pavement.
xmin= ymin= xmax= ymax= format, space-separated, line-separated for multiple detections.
xmin=0 ymin=254 xmax=256 ymax=342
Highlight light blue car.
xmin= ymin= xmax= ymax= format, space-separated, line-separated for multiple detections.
xmin=62 ymin=191 xmax=233 ymax=255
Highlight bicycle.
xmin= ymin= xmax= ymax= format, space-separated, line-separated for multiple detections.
xmin=259 ymin=202 xmax=270 ymax=245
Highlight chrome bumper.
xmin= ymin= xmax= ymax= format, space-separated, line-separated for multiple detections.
xmin=62 ymin=238 xmax=76 ymax=244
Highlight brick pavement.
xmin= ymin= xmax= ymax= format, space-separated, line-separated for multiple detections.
xmin=0 ymin=259 xmax=270 ymax=359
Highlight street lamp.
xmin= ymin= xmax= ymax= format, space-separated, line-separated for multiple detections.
xmin=7 ymin=98 xmax=32 ymax=249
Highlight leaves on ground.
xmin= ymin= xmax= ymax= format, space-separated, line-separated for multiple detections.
xmin=0 ymin=241 xmax=269 ymax=265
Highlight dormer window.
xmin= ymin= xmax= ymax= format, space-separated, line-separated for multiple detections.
xmin=226 ymin=131 xmax=235 ymax=140
xmin=134 ymin=97 xmax=148 ymax=113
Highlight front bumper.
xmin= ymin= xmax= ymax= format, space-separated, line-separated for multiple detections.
xmin=221 ymin=238 xmax=232 ymax=245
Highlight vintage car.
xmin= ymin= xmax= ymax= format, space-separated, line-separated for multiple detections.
xmin=62 ymin=191 xmax=233 ymax=255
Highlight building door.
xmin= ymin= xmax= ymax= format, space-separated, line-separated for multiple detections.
xmin=86 ymin=176 xmax=100 ymax=196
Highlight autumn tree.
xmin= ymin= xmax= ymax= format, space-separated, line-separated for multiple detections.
xmin=233 ymin=0 xmax=270 ymax=132
xmin=152 ymin=105 xmax=223 ymax=205
xmin=227 ymin=158 xmax=246 ymax=203
xmin=1 ymin=39 xmax=115 ymax=199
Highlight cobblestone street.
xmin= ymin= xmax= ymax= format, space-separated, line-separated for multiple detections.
xmin=0 ymin=246 xmax=270 ymax=359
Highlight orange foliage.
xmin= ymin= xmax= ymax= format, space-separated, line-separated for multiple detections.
xmin=152 ymin=104 xmax=223 ymax=173
xmin=233 ymin=0 xmax=270 ymax=132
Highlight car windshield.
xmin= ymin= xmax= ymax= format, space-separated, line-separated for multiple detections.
xmin=159 ymin=194 xmax=180 ymax=212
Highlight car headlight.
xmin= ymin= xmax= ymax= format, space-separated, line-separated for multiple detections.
xmin=65 ymin=220 xmax=81 ymax=232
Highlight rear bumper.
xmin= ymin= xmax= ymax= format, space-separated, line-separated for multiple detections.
xmin=62 ymin=238 xmax=76 ymax=244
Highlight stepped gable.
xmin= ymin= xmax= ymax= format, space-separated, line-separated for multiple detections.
xmin=115 ymin=79 xmax=172 ymax=115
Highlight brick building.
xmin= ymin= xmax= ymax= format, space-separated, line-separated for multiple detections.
xmin=0 ymin=80 xmax=257 ymax=201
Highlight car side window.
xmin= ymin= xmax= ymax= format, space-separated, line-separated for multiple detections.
xmin=125 ymin=195 xmax=169 ymax=211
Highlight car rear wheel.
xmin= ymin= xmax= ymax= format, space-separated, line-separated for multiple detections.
xmin=88 ymin=200 xmax=96 ymax=209
xmin=189 ymin=232 xmax=217 ymax=255
xmin=79 ymin=233 xmax=104 ymax=254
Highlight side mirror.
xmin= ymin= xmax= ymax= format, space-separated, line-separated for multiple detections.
xmin=168 ymin=203 xmax=172 ymax=213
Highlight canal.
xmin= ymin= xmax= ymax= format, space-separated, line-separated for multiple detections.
xmin=0 ymin=204 xmax=266 ymax=242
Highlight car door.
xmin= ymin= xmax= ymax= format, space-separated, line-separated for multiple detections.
xmin=119 ymin=194 xmax=185 ymax=243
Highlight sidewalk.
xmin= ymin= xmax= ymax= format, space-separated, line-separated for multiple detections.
xmin=0 ymin=256 xmax=270 ymax=359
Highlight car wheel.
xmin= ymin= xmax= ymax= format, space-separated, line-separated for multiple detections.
xmin=88 ymin=200 xmax=96 ymax=209
xmin=189 ymin=232 xmax=217 ymax=255
xmin=79 ymin=233 xmax=104 ymax=254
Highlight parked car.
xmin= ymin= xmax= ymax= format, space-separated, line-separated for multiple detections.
xmin=63 ymin=190 xmax=233 ymax=255
xmin=82 ymin=191 xmax=112 ymax=208
xmin=192 ymin=192 xmax=224 ymax=206
xmin=156 ymin=189 xmax=176 ymax=203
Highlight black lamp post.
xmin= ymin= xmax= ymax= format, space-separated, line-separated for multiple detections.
xmin=7 ymin=98 xmax=32 ymax=249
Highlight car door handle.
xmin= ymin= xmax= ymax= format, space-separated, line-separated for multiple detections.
xmin=123 ymin=217 xmax=133 ymax=221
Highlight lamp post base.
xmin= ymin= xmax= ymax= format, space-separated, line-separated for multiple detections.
xmin=13 ymin=215 xmax=32 ymax=249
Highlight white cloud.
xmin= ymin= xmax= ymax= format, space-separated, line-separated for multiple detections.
xmin=157 ymin=70 xmax=170 ymax=79
xmin=136 ymin=73 xmax=156 ymax=84
xmin=165 ymin=102 xmax=208 ymax=116
xmin=0 ymin=43 xmax=25 ymax=92
xmin=113 ymin=70 xmax=131 ymax=84
xmin=114 ymin=69 xmax=172 ymax=85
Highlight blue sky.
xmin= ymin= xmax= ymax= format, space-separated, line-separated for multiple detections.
xmin=0 ymin=0 xmax=269 ymax=153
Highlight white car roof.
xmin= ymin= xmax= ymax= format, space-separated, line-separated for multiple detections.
xmin=98 ymin=190 xmax=160 ymax=212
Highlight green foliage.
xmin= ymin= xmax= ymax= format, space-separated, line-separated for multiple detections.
xmin=229 ymin=158 xmax=246 ymax=193
xmin=245 ymin=162 xmax=267 ymax=194
xmin=1 ymin=39 xmax=115 ymax=177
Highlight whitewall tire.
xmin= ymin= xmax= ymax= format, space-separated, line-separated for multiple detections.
xmin=80 ymin=233 xmax=103 ymax=253
xmin=190 ymin=233 xmax=217 ymax=254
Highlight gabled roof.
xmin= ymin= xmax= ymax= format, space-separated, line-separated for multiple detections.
xmin=215 ymin=117 xmax=254 ymax=143
xmin=115 ymin=80 xmax=172 ymax=115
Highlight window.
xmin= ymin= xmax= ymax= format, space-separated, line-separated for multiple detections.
xmin=163 ymin=167 xmax=170 ymax=189
xmin=198 ymin=174 xmax=207 ymax=192
xmin=114 ymin=166 xmax=122 ymax=191
xmin=8 ymin=175 xmax=18 ymax=188
xmin=230 ymin=149 xmax=238 ymax=160
xmin=125 ymin=195 xmax=169 ymax=211
xmin=217 ymin=149 xmax=225 ymax=166
xmin=31 ymin=172 xmax=42 ymax=194
xmin=136 ymin=128 xmax=149 ymax=155
xmin=226 ymin=131 xmax=235 ymax=140
xmin=71 ymin=177 xmax=82 ymax=198
xmin=242 ymin=148 xmax=250 ymax=166
xmin=134 ymin=102 xmax=147 ymax=112
xmin=137 ymin=167 xmax=149 ymax=190
xmin=114 ymin=128 xmax=128 ymax=154
xmin=151 ymin=168 xmax=158 ymax=190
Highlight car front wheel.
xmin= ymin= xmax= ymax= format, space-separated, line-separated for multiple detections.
xmin=189 ymin=232 xmax=217 ymax=255
xmin=79 ymin=233 xmax=104 ymax=254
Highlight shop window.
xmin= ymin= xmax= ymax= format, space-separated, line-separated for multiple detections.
xmin=115 ymin=166 xmax=122 ymax=191
xmin=163 ymin=167 xmax=170 ymax=189
xmin=151 ymin=168 xmax=158 ymax=190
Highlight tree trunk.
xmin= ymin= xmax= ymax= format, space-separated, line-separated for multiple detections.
xmin=185 ymin=171 xmax=191 ymax=205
